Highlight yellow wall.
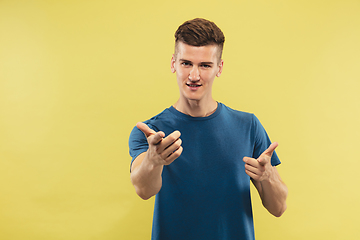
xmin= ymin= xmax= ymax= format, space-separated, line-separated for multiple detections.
xmin=1 ymin=0 xmax=359 ymax=239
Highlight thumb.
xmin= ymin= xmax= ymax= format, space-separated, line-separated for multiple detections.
xmin=136 ymin=122 xmax=164 ymax=145
xmin=258 ymin=142 xmax=278 ymax=165
xmin=136 ymin=122 xmax=156 ymax=138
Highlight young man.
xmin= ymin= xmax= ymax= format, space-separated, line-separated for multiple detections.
xmin=129 ymin=18 xmax=288 ymax=240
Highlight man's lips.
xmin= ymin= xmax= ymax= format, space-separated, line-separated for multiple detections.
xmin=186 ymin=83 xmax=202 ymax=87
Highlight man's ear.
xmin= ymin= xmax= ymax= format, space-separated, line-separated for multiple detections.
xmin=216 ymin=59 xmax=224 ymax=77
xmin=171 ymin=54 xmax=176 ymax=73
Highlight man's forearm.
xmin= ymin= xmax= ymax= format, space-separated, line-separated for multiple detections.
xmin=130 ymin=123 xmax=183 ymax=200
xmin=130 ymin=152 xmax=163 ymax=200
xmin=253 ymin=167 xmax=288 ymax=217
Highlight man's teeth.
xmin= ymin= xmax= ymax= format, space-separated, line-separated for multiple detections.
xmin=188 ymin=84 xmax=200 ymax=87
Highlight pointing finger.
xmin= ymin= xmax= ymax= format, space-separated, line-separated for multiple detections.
xmin=258 ymin=156 xmax=269 ymax=166
xmin=149 ymin=131 xmax=165 ymax=145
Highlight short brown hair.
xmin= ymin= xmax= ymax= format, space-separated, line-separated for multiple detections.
xmin=174 ymin=18 xmax=225 ymax=60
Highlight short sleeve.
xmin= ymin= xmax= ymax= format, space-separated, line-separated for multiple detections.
xmin=128 ymin=125 xmax=148 ymax=169
xmin=251 ymin=115 xmax=281 ymax=166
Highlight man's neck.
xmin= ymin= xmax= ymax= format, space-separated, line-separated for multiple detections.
xmin=173 ymin=99 xmax=218 ymax=117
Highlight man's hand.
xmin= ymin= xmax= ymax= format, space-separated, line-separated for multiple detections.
xmin=243 ymin=142 xmax=288 ymax=217
xmin=243 ymin=142 xmax=278 ymax=182
xmin=130 ymin=123 xmax=183 ymax=200
xmin=136 ymin=122 xmax=183 ymax=167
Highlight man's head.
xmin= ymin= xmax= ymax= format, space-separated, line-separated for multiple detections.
xmin=174 ymin=18 xmax=225 ymax=63
xmin=171 ymin=19 xmax=225 ymax=105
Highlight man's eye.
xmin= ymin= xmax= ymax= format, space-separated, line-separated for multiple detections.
xmin=201 ymin=64 xmax=211 ymax=68
xmin=182 ymin=62 xmax=191 ymax=66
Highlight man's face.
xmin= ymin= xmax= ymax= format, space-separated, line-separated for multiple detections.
xmin=171 ymin=42 xmax=223 ymax=103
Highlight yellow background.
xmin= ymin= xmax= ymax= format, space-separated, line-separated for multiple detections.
xmin=1 ymin=0 xmax=359 ymax=239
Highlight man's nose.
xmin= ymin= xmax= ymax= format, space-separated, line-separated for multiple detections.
xmin=189 ymin=66 xmax=200 ymax=81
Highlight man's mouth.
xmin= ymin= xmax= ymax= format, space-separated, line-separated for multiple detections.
xmin=186 ymin=83 xmax=201 ymax=87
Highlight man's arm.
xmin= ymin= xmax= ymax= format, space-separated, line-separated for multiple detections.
xmin=243 ymin=142 xmax=288 ymax=217
xmin=130 ymin=122 xmax=183 ymax=200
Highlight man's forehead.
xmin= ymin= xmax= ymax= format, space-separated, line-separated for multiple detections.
xmin=176 ymin=42 xmax=218 ymax=52
xmin=175 ymin=42 xmax=220 ymax=61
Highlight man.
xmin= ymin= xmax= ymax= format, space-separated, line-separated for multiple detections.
xmin=129 ymin=18 xmax=288 ymax=240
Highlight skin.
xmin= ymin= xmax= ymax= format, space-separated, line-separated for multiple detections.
xmin=243 ymin=142 xmax=288 ymax=217
xmin=130 ymin=41 xmax=288 ymax=217
xmin=130 ymin=122 xmax=182 ymax=200
xmin=170 ymin=42 xmax=223 ymax=117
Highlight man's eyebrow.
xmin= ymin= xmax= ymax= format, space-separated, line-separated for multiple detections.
xmin=179 ymin=59 xmax=192 ymax=63
xmin=179 ymin=59 xmax=214 ymax=65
